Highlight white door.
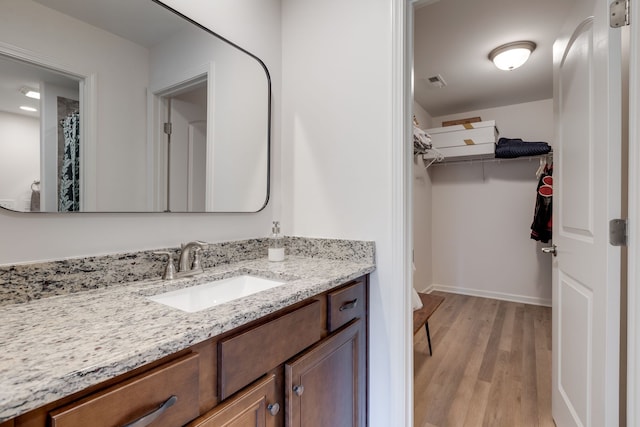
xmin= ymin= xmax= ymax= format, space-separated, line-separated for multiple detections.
xmin=187 ymin=120 xmax=207 ymax=211
xmin=165 ymin=84 xmax=207 ymax=212
xmin=552 ymin=0 xmax=622 ymax=425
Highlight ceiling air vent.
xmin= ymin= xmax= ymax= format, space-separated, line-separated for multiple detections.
xmin=426 ymin=74 xmax=447 ymax=88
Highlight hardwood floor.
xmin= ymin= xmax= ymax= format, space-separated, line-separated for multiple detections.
xmin=414 ymin=292 xmax=554 ymax=427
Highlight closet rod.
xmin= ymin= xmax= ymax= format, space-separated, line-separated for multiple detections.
xmin=430 ymin=152 xmax=553 ymax=167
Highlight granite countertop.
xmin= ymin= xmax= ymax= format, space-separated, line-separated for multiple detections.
xmin=0 ymin=255 xmax=375 ymax=422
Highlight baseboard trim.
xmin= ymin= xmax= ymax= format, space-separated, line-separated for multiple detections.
xmin=418 ymin=283 xmax=551 ymax=307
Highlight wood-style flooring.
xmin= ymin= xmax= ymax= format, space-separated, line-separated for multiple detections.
xmin=414 ymin=292 xmax=554 ymax=427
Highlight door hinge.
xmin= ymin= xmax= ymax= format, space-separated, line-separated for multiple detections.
xmin=610 ymin=0 xmax=630 ymax=28
xmin=609 ymin=218 xmax=628 ymax=246
xmin=163 ymin=122 xmax=172 ymax=135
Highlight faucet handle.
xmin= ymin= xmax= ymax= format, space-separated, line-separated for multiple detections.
xmin=153 ymin=251 xmax=176 ymax=280
xmin=191 ymin=247 xmax=203 ymax=271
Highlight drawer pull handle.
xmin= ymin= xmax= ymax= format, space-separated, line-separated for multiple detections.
xmin=339 ymin=298 xmax=358 ymax=311
xmin=293 ymin=385 xmax=305 ymax=396
xmin=267 ymin=402 xmax=280 ymax=416
xmin=122 ymin=395 xmax=177 ymax=427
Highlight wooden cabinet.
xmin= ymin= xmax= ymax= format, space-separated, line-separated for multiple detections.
xmin=215 ymin=278 xmax=368 ymax=427
xmin=187 ymin=374 xmax=279 ymax=427
xmin=8 ymin=275 xmax=368 ymax=427
xmin=308 ymin=278 xmax=367 ymax=427
xmin=285 ymin=319 xmax=366 ymax=427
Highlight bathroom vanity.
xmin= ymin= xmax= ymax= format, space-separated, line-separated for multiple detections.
xmin=0 ymin=238 xmax=374 ymax=427
xmin=0 ymin=0 xmax=376 ymax=424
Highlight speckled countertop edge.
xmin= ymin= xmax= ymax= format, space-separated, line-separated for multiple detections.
xmin=0 ymin=255 xmax=375 ymax=422
xmin=0 ymin=236 xmax=376 ymax=306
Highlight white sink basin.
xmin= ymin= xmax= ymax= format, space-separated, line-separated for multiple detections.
xmin=148 ymin=275 xmax=286 ymax=313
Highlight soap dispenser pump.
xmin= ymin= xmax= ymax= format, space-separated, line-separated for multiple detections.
xmin=268 ymin=221 xmax=285 ymax=262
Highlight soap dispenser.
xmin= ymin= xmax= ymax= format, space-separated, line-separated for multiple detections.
xmin=268 ymin=221 xmax=285 ymax=262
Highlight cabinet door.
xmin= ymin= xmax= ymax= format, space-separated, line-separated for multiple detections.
xmin=187 ymin=374 xmax=280 ymax=427
xmin=285 ymin=319 xmax=365 ymax=427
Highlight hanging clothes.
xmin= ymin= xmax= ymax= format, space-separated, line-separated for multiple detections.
xmin=413 ymin=124 xmax=432 ymax=155
xmin=530 ymin=163 xmax=553 ymax=243
xmin=59 ymin=112 xmax=80 ymax=212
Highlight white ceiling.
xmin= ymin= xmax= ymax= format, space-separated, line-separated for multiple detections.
xmin=32 ymin=0 xmax=187 ymax=48
xmin=413 ymin=0 xmax=576 ymax=117
xmin=0 ymin=56 xmax=78 ymax=119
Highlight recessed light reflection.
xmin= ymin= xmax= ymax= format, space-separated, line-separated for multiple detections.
xmin=24 ymin=91 xmax=40 ymax=99
xmin=20 ymin=86 xmax=40 ymax=99
xmin=20 ymin=106 xmax=37 ymax=112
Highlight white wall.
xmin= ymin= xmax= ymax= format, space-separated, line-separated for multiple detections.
xmin=413 ymin=102 xmax=433 ymax=290
xmin=413 ymin=100 xmax=432 ymax=129
xmin=0 ymin=112 xmax=39 ymax=211
xmin=426 ymin=99 xmax=554 ymax=305
xmin=0 ymin=0 xmax=281 ymax=264
xmin=434 ymin=99 xmax=555 ymax=143
xmin=281 ymin=0 xmax=405 ymax=425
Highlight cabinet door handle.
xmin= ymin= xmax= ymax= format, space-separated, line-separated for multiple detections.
xmin=293 ymin=385 xmax=305 ymax=396
xmin=267 ymin=402 xmax=280 ymax=416
xmin=339 ymin=298 xmax=358 ymax=311
xmin=121 ymin=395 xmax=177 ymax=427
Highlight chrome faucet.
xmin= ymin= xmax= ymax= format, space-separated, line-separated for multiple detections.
xmin=178 ymin=241 xmax=208 ymax=273
xmin=154 ymin=241 xmax=208 ymax=280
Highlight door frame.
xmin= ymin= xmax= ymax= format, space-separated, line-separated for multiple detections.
xmin=627 ymin=1 xmax=640 ymax=425
xmin=401 ymin=1 xmax=639 ymax=426
xmin=392 ymin=0 xmax=415 ymax=426
xmin=147 ymin=63 xmax=213 ymax=212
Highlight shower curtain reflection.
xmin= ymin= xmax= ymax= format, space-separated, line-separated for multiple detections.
xmin=59 ymin=112 xmax=80 ymax=211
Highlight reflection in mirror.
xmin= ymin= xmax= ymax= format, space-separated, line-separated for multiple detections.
xmin=0 ymin=55 xmax=81 ymax=212
xmin=0 ymin=0 xmax=270 ymax=213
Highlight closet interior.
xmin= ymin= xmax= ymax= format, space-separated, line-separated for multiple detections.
xmin=411 ymin=0 xmax=578 ymax=425
xmin=412 ymin=100 xmax=554 ymax=307
xmin=410 ymin=0 xmax=573 ymax=308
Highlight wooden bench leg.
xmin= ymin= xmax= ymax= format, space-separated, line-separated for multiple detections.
xmin=425 ymin=321 xmax=432 ymax=356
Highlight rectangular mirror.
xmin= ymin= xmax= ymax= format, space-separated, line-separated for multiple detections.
xmin=0 ymin=0 xmax=271 ymax=213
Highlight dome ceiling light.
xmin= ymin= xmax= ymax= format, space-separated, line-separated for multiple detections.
xmin=488 ymin=41 xmax=537 ymax=71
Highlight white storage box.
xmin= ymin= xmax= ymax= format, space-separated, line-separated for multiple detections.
xmin=424 ymin=120 xmax=499 ymax=161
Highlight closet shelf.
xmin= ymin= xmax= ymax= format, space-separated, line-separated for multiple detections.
xmin=429 ymin=151 xmax=553 ymax=167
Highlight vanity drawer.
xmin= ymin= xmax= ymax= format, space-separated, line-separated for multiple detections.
xmin=219 ymin=300 xmax=321 ymax=400
xmin=49 ymin=353 xmax=199 ymax=427
xmin=327 ymin=278 xmax=366 ymax=332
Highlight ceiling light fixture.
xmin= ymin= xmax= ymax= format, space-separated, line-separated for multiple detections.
xmin=19 ymin=86 xmax=40 ymax=100
xmin=20 ymin=106 xmax=38 ymax=112
xmin=488 ymin=41 xmax=536 ymax=71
